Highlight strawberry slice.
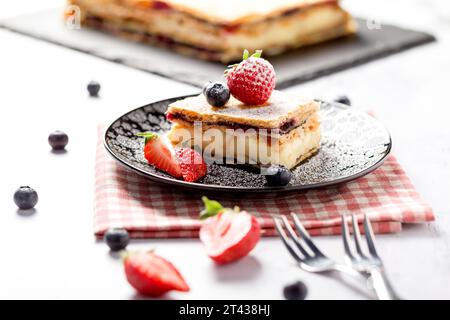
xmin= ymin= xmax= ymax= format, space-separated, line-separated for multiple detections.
xmin=199 ymin=197 xmax=261 ymax=264
xmin=124 ymin=251 xmax=190 ymax=297
xmin=137 ymin=132 xmax=182 ymax=178
xmin=175 ymin=148 xmax=207 ymax=182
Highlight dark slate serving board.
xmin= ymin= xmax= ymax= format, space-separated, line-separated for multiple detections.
xmin=0 ymin=8 xmax=435 ymax=88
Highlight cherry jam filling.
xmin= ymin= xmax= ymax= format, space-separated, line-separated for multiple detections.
xmin=166 ymin=113 xmax=301 ymax=134
xmin=152 ymin=1 xmax=172 ymax=10
xmin=84 ymin=16 xmax=221 ymax=59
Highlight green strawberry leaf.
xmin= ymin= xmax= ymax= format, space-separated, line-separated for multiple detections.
xmin=242 ymin=49 xmax=250 ymax=60
xmin=251 ymin=50 xmax=263 ymax=58
xmin=224 ymin=49 xmax=263 ymax=77
xmin=200 ymin=196 xmax=224 ymax=220
xmin=135 ymin=132 xmax=158 ymax=145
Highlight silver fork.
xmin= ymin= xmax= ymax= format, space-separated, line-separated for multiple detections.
xmin=273 ymin=213 xmax=366 ymax=282
xmin=341 ymin=214 xmax=401 ymax=300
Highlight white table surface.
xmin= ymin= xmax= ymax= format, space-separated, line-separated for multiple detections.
xmin=0 ymin=0 xmax=449 ymax=300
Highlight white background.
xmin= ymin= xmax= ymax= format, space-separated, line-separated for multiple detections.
xmin=0 ymin=0 xmax=449 ymax=299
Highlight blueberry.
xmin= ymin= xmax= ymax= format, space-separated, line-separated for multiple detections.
xmin=87 ymin=80 xmax=101 ymax=97
xmin=334 ymin=95 xmax=351 ymax=106
xmin=204 ymin=82 xmax=230 ymax=107
xmin=104 ymin=228 xmax=130 ymax=251
xmin=14 ymin=186 xmax=38 ymax=210
xmin=283 ymin=281 xmax=308 ymax=300
xmin=48 ymin=130 xmax=69 ymax=150
xmin=264 ymin=165 xmax=292 ymax=186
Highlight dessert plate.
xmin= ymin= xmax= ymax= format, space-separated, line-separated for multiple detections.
xmin=104 ymin=95 xmax=391 ymax=193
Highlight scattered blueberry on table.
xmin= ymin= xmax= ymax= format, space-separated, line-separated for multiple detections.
xmin=48 ymin=130 xmax=69 ymax=150
xmin=104 ymin=228 xmax=130 ymax=251
xmin=264 ymin=165 xmax=293 ymax=186
xmin=283 ymin=281 xmax=308 ymax=300
xmin=87 ymin=80 xmax=101 ymax=97
xmin=14 ymin=186 xmax=39 ymax=210
xmin=203 ymin=82 xmax=230 ymax=107
xmin=334 ymin=95 xmax=351 ymax=106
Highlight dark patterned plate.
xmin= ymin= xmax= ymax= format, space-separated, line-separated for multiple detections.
xmin=104 ymin=95 xmax=391 ymax=193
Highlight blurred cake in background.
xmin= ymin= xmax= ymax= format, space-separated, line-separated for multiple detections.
xmin=66 ymin=0 xmax=356 ymax=63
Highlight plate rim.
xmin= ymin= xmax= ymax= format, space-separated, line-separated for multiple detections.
xmin=103 ymin=95 xmax=392 ymax=193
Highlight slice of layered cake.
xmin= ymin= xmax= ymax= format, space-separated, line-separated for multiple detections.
xmin=166 ymin=91 xmax=321 ymax=169
xmin=66 ymin=0 xmax=356 ymax=62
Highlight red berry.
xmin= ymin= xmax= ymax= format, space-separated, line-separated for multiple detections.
xmin=175 ymin=148 xmax=207 ymax=182
xmin=124 ymin=252 xmax=190 ymax=297
xmin=138 ymin=132 xmax=182 ymax=178
xmin=199 ymin=197 xmax=261 ymax=264
xmin=226 ymin=50 xmax=276 ymax=105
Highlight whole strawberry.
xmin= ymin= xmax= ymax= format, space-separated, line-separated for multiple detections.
xmin=225 ymin=50 xmax=276 ymax=105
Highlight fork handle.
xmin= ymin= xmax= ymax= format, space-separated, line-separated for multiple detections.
xmin=370 ymin=267 xmax=402 ymax=300
xmin=332 ymin=264 xmax=367 ymax=282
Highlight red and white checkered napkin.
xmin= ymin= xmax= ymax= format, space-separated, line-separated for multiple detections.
xmin=94 ymin=136 xmax=434 ymax=239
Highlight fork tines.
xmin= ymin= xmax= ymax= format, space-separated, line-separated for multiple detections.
xmin=341 ymin=214 xmax=380 ymax=260
xmin=273 ymin=213 xmax=325 ymax=262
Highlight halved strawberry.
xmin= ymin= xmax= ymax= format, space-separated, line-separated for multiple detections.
xmin=199 ymin=197 xmax=261 ymax=264
xmin=137 ymin=132 xmax=182 ymax=178
xmin=124 ymin=251 xmax=190 ymax=297
xmin=175 ymin=148 xmax=207 ymax=182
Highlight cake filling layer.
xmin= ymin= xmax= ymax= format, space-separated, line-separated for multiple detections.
xmin=166 ymin=112 xmax=305 ymax=135
xmin=167 ymin=119 xmax=321 ymax=169
xmin=84 ymin=16 xmax=223 ymax=61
